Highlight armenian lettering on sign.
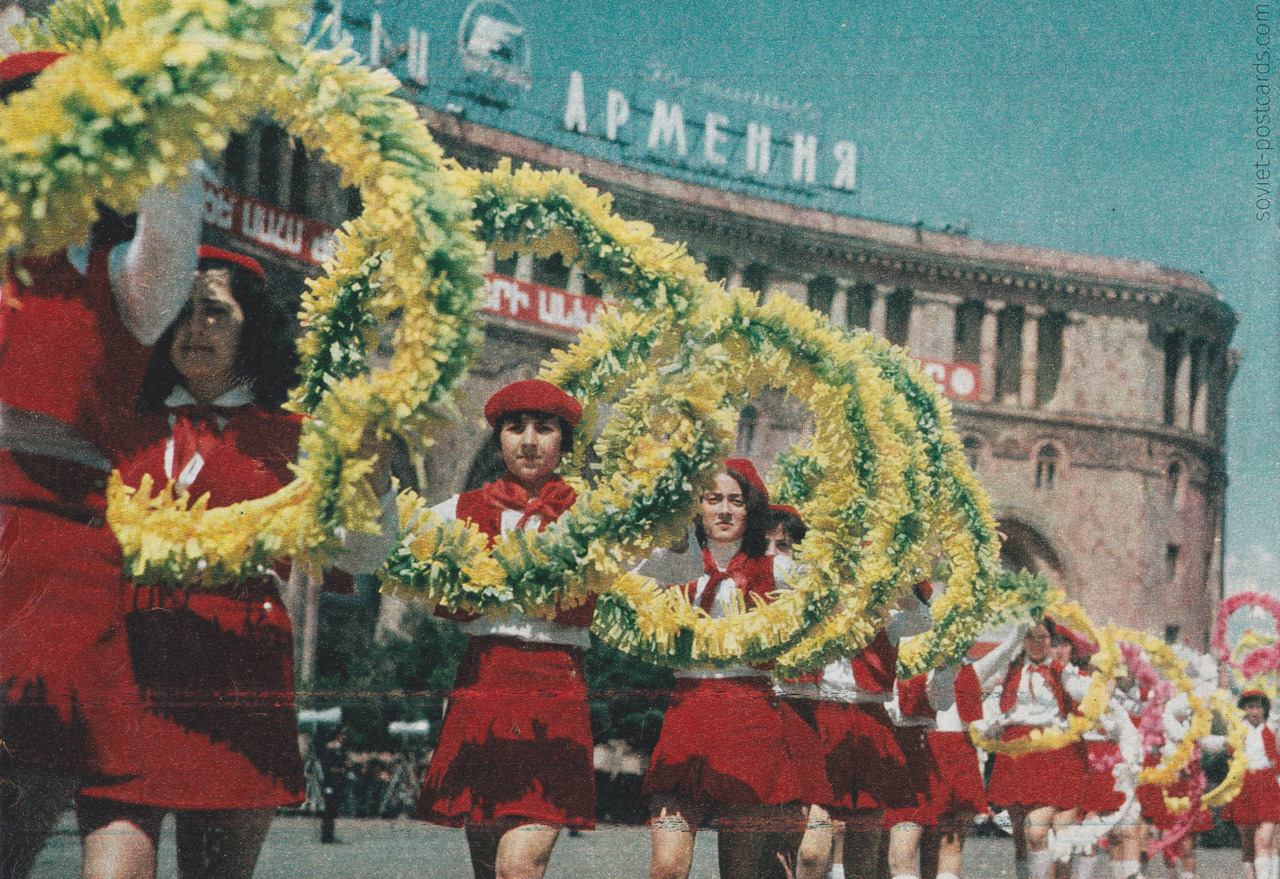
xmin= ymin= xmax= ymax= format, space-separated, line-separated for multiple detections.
xmin=483 ymin=273 xmax=603 ymax=332
xmin=918 ymin=359 xmax=982 ymax=402
xmin=202 ymin=180 xmax=337 ymax=265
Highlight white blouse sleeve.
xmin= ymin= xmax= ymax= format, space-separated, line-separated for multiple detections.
xmin=109 ymin=165 xmax=206 ymax=345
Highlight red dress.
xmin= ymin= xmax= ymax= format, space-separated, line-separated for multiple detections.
xmin=0 ymin=249 xmax=153 ymax=776
xmin=78 ymin=403 xmax=306 ymax=809
xmin=641 ymin=552 xmax=832 ymax=817
xmin=417 ymin=478 xmax=598 ymax=829
xmin=1220 ymin=724 xmax=1280 ymax=826
xmin=810 ymin=632 xmax=916 ymax=816
xmin=986 ymin=660 xmax=1089 ymax=811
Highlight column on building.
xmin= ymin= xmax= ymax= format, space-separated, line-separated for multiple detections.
xmin=1019 ymin=305 xmax=1044 ymax=408
xmin=869 ymin=284 xmax=891 ymax=338
xmin=979 ymin=300 xmax=1005 ymax=404
xmin=907 ymin=290 xmax=961 ymax=361
xmin=1174 ymin=339 xmax=1192 ymax=430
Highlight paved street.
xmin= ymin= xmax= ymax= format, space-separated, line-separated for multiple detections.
xmin=29 ymin=812 xmax=1247 ymax=878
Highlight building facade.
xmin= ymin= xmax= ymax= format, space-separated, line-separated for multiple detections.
xmin=202 ymin=92 xmax=1237 ymax=653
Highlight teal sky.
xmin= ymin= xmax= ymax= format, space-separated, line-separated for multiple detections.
xmin=334 ymin=0 xmax=1277 ymax=591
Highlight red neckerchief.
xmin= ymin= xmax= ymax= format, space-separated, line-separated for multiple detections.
xmin=481 ymin=474 xmax=577 ymax=530
xmin=694 ymin=548 xmax=752 ymax=614
xmin=999 ymin=658 xmax=1072 ymax=717
xmin=169 ymin=404 xmax=244 ymax=484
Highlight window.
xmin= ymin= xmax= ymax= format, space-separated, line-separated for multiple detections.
xmin=953 ymin=300 xmax=985 ymax=365
xmin=531 ymin=255 xmax=571 ymax=289
xmin=1163 ymin=331 xmax=1185 ymax=427
xmin=846 ymin=283 xmax=874 ymax=330
xmin=884 ymin=288 xmax=912 ymax=347
xmin=1165 ymin=544 xmax=1180 ymax=584
xmin=995 ymin=306 xmax=1024 ymax=405
xmin=742 ymin=264 xmax=769 ymax=304
xmin=1035 ymin=311 xmax=1066 ymax=407
xmin=1166 ymin=461 xmax=1182 ymax=504
xmin=807 ymin=276 xmax=836 ymax=319
xmin=491 ymin=253 xmax=519 ymax=277
xmin=705 ymin=255 xmax=732 ymax=285
xmin=1035 ymin=444 xmax=1059 ymax=490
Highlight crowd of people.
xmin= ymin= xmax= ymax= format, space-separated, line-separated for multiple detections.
xmin=1 ymin=46 xmax=1277 ymax=879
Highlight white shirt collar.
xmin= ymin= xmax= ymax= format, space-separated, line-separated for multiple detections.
xmin=164 ymin=384 xmax=255 ymax=408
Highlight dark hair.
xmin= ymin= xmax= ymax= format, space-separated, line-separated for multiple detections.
xmin=462 ymin=410 xmax=574 ymax=492
xmin=695 ymin=469 xmax=770 ymax=558
xmin=766 ymin=507 xmax=807 ymax=545
xmin=138 ymin=255 xmax=298 ymax=409
xmin=1240 ymin=692 xmax=1272 ymax=717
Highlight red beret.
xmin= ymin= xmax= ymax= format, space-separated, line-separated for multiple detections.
xmin=1243 ymin=689 xmax=1268 ymax=700
xmin=726 ymin=458 xmax=768 ymax=504
xmin=0 ymin=52 xmax=63 ymax=87
xmin=770 ymin=503 xmax=802 ymax=519
xmin=484 ymin=379 xmax=582 ymax=428
xmin=913 ymin=580 xmax=933 ymax=603
xmin=198 ymin=245 xmax=265 ymax=281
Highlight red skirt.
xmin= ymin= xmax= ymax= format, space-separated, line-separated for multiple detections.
xmin=1079 ymin=740 xmax=1126 ymax=814
xmin=0 ymin=497 xmax=144 ymax=778
xmin=77 ymin=581 xmax=303 ymax=809
xmin=643 ymin=678 xmax=832 ymax=809
xmin=884 ymin=730 xmax=988 ymax=826
xmin=810 ymin=700 xmax=915 ymax=815
xmin=987 ymin=725 xmax=1088 ymax=811
xmin=418 ymin=636 xmax=595 ymax=829
xmin=1221 ymin=768 xmax=1280 ymax=826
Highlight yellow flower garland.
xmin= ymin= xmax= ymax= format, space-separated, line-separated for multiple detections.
xmin=970 ymin=604 xmax=1119 ymax=756
xmin=1203 ymin=688 xmax=1249 ymax=809
xmin=15 ymin=6 xmax=488 ymax=584
xmin=1104 ymin=628 xmax=1214 ymax=787
xmin=382 ymin=163 xmax=1003 ymax=668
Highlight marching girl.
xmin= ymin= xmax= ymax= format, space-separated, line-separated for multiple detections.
xmin=75 ymin=247 xmax=394 ymax=879
xmin=980 ymin=618 xmax=1092 ymax=879
xmin=1220 ymin=691 xmax=1280 ymax=879
xmin=640 ymin=460 xmax=830 ymax=879
xmin=881 ymin=609 xmax=1023 ymax=879
xmin=1065 ymin=639 xmax=1145 ymax=879
xmin=0 ymin=51 xmax=204 ymax=879
xmin=883 ymin=666 xmax=950 ymax=879
xmin=416 ymin=379 xmax=595 ymax=879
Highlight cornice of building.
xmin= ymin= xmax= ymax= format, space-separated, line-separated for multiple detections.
xmin=423 ymin=108 xmax=1236 ymax=333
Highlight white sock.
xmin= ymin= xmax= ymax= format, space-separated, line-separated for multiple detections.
xmin=937 ymin=873 xmax=961 ymax=879
xmin=828 ymin=864 xmax=846 ymax=879
xmin=1258 ymin=858 xmax=1272 ymax=879
xmin=1031 ymin=849 xmax=1055 ymax=879
xmin=1076 ymin=853 xmax=1099 ymax=879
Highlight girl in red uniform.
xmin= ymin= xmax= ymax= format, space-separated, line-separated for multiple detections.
xmin=0 ymin=52 xmax=203 ymax=879
xmin=982 ymin=618 xmax=1091 ymax=879
xmin=75 ymin=247 xmax=393 ymax=879
xmin=1222 ymin=691 xmax=1280 ymax=879
xmin=416 ymin=379 xmax=595 ymax=879
xmin=641 ymin=460 xmax=829 ymax=879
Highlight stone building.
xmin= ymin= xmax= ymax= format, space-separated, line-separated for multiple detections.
xmin=204 ymin=97 xmax=1237 ymax=656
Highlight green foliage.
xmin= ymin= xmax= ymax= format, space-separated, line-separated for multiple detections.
xmin=585 ymin=635 xmax=674 ymax=754
xmin=300 ymin=604 xmax=467 ymax=752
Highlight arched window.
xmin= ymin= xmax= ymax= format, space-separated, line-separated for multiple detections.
xmin=1035 ymin=444 xmax=1060 ymax=491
